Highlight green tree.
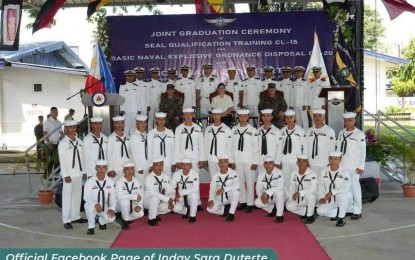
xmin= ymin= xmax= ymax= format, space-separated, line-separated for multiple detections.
xmin=364 ymin=4 xmax=388 ymax=52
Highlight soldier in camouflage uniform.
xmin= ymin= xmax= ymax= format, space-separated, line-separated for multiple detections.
xmin=159 ymin=84 xmax=183 ymax=132
xmin=258 ymin=83 xmax=288 ymax=129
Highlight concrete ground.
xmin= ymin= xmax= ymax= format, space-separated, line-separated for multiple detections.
xmin=1 ymin=168 xmax=414 ymax=259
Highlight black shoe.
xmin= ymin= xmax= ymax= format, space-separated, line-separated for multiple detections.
xmin=245 ymin=206 xmax=253 ymax=213
xmin=345 ymin=212 xmax=353 ymax=217
xmin=115 ymin=212 xmax=122 ymax=219
xmin=330 ymin=217 xmax=339 ymax=221
xmin=336 ymin=218 xmax=346 ymax=227
xmin=63 ymin=223 xmax=73 ymax=229
xmin=197 ymin=205 xmax=204 ymax=211
xmin=222 ymin=204 xmax=231 ymax=217
xmin=237 ymin=203 xmax=247 ymax=211
xmin=148 ymin=219 xmax=158 ymax=226
xmin=144 ymin=209 xmax=149 ymax=216
xmin=72 ymin=218 xmax=87 ymax=224
xmin=99 ymin=224 xmax=107 ymax=230
xmin=95 ymin=216 xmax=99 ymax=224
xmin=87 ymin=228 xmax=95 ymax=235
xmin=121 ymin=219 xmax=129 ymax=230
xmin=275 ymin=216 xmax=284 ymax=223
xmin=305 ymin=216 xmax=315 ymax=224
xmin=267 ymin=207 xmax=276 ymax=217
xmin=156 ymin=216 xmax=162 ymax=222
xmin=225 ymin=213 xmax=235 ymax=222
xmin=300 ymin=215 xmax=307 ymax=220
xmin=351 ymin=214 xmax=362 ymax=220
xmin=182 ymin=207 xmax=190 ymax=219
xmin=188 ymin=217 xmax=196 ymax=223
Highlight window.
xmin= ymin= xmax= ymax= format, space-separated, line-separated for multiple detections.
xmin=33 ymin=83 xmax=42 ymax=93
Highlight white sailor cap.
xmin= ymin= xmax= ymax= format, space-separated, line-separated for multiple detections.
xmin=343 ymin=112 xmax=357 ymax=119
xmin=211 ymin=108 xmax=223 ymax=114
xmin=123 ymin=161 xmax=135 ymax=168
xmin=293 ymin=66 xmax=305 ymax=72
xmin=181 ymin=157 xmax=192 ymax=164
xmin=135 ymin=115 xmax=148 ymax=121
xmin=149 ymin=67 xmax=160 ymax=73
xmin=260 ymin=109 xmax=273 ymax=115
xmin=313 ymin=109 xmax=326 ymax=115
xmin=263 ymin=156 xmax=274 ymax=163
xmin=311 ymin=66 xmax=322 ymax=72
xmin=284 ymin=109 xmax=296 ymax=116
xmin=217 ymin=154 xmax=229 ymax=160
xmin=203 ymin=63 xmax=213 ymax=68
xmin=237 ymin=109 xmax=250 ymax=115
xmin=95 ymin=160 xmax=108 ymax=166
xmin=246 ymin=65 xmax=256 ymax=70
xmin=134 ymin=67 xmax=145 ymax=72
xmin=227 ymin=66 xmax=237 ymax=71
xmin=155 ymin=112 xmax=167 ymax=118
xmin=329 ymin=151 xmax=343 ymax=157
xmin=297 ymin=154 xmax=309 ymax=160
xmin=183 ymin=107 xmax=194 ymax=113
xmin=64 ymin=120 xmax=77 ymax=126
xmin=281 ymin=66 xmax=293 ymax=72
xmin=112 ymin=116 xmax=124 ymax=122
xmin=152 ymin=157 xmax=164 ymax=163
xmin=124 ymin=70 xmax=135 ymax=76
xmin=263 ymin=66 xmax=274 ymax=72
xmin=180 ymin=65 xmax=190 ymax=70
xmin=167 ymin=68 xmax=176 ymax=73
xmin=90 ymin=117 xmax=103 ymax=123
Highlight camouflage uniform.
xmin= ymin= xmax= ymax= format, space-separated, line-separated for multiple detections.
xmin=258 ymin=95 xmax=288 ymax=129
xmin=159 ymin=95 xmax=183 ymax=132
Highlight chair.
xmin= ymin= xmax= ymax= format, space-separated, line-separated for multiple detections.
xmin=208 ymin=91 xmax=235 ymax=127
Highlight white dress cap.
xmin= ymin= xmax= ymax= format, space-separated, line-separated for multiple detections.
xmin=90 ymin=117 xmax=103 ymax=123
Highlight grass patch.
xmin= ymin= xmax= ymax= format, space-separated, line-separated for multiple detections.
xmin=364 ymin=121 xmax=415 ymax=140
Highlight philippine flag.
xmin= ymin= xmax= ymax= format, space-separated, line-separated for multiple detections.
xmin=85 ymin=44 xmax=116 ymax=94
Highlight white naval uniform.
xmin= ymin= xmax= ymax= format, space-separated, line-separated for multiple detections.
xmin=309 ymin=77 xmax=330 ymax=111
xmin=171 ymin=170 xmax=200 ymax=217
xmin=115 ymin=176 xmax=145 ymax=221
xmin=225 ymin=78 xmax=243 ymax=111
xmin=196 ymin=75 xmax=219 ymax=115
xmin=279 ymin=78 xmax=294 ymax=108
xmin=83 ymin=176 xmax=117 ymax=229
xmin=176 ymin=77 xmax=196 ymax=108
xmin=306 ymin=125 xmax=336 ymax=184
xmin=83 ymin=132 xmax=108 ymax=177
xmin=242 ymin=77 xmax=263 ymax=121
xmin=255 ymin=168 xmax=286 ymax=217
xmin=317 ymin=167 xmax=352 ymax=219
xmin=336 ymin=128 xmax=366 ymax=215
xmin=134 ymin=79 xmax=150 ymax=115
xmin=129 ymin=129 xmax=149 ymax=185
xmin=262 ymin=78 xmax=279 ymax=91
xmin=107 ymin=132 xmax=131 ymax=181
xmin=258 ymin=125 xmax=282 ymax=173
xmin=144 ymin=172 xmax=185 ymax=219
xmin=292 ymin=78 xmax=311 ymax=130
xmin=280 ymin=124 xmax=307 ymax=190
xmin=207 ymin=169 xmax=240 ymax=215
xmin=58 ymin=136 xmax=86 ymax=224
xmin=204 ymin=123 xmax=232 ymax=177
xmin=148 ymin=79 xmax=166 ymax=129
xmin=230 ymin=124 xmax=259 ymax=206
xmin=174 ymin=123 xmax=206 ymax=171
xmin=147 ymin=128 xmax=175 ymax=179
xmin=119 ymin=82 xmax=140 ymax=135
xmin=286 ymin=168 xmax=318 ymax=217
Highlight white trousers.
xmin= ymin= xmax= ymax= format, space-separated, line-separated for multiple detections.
xmin=254 ymin=190 xmax=286 ymax=217
xmin=286 ymin=193 xmax=317 ymax=217
xmin=282 ymin=162 xmax=298 ymax=191
xmin=294 ymin=106 xmax=309 ymax=131
xmin=124 ymin=112 xmax=136 ymax=136
xmin=208 ymin=160 xmax=220 ymax=178
xmin=349 ymin=169 xmax=362 ymax=214
xmin=143 ymin=196 xmax=186 ymax=220
xmin=62 ymin=176 xmax=82 ymax=224
xmin=236 ymin=163 xmax=255 ymax=205
xmin=317 ymin=192 xmax=352 ymax=218
xmin=84 ymin=202 xmax=116 ymax=229
xmin=207 ymin=190 xmax=240 ymax=215
xmin=176 ymin=192 xmax=199 ymax=217
xmin=117 ymin=199 xmax=145 ymax=221
xmin=148 ymin=104 xmax=159 ymax=130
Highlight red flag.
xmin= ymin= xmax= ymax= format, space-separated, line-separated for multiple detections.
xmin=194 ymin=0 xmax=216 ymax=14
xmin=381 ymin=0 xmax=415 ymax=20
xmin=32 ymin=0 xmax=66 ymax=34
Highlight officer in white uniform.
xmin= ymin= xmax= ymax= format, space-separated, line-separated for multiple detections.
xmin=204 ymin=108 xmax=232 ymax=177
xmin=207 ymin=155 xmax=240 ymax=222
xmin=336 ymin=112 xmax=366 ymax=220
xmin=147 ymin=112 xmax=175 ymax=179
xmin=306 ymin=109 xmax=336 ymax=185
xmin=309 ymin=66 xmax=330 ymax=111
xmin=278 ymin=67 xmax=294 ymax=108
xmin=134 ymin=67 xmax=150 ymax=116
xmin=258 ymin=109 xmax=282 ymax=173
xmin=129 ymin=115 xmax=149 ymax=185
xmin=224 ymin=66 xmax=243 ymax=111
xmin=317 ymin=152 xmax=352 ymax=227
xmin=148 ymin=67 xmax=166 ymax=129
xmin=176 ymin=65 xmax=196 ymax=109
xmin=286 ymin=155 xmax=318 ymax=224
xmin=107 ymin=116 xmax=131 ymax=181
xmin=196 ymin=63 xmax=219 ymax=119
xmin=242 ymin=65 xmax=262 ymax=126
xmin=166 ymin=68 xmax=177 ymax=85
xmin=255 ymin=156 xmax=286 ymax=223
xmin=171 ymin=157 xmax=200 ymax=223
xmin=262 ymin=66 xmax=278 ymax=91
xmin=119 ymin=70 xmax=140 ymax=135
xmin=280 ymin=109 xmax=307 ymax=190
xmin=83 ymin=160 xmax=116 ymax=235
xmin=115 ymin=161 xmax=145 ymax=229
xmin=58 ymin=120 xmax=87 ymax=229
xmin=83 ymin=117 xmax=108 ymax=177
xmin=292 ymin=66 xmax=311 ymax=130
xmin=230 ymin=109 xmax=259 ymax=213
xmin=144 ymin=158 xmax=186 ymax=226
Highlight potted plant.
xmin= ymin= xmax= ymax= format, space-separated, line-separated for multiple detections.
xmin=382 ymin=135 xmax=415 ymax=198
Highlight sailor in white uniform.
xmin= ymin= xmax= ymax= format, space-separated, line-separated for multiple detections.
xmin=129 ymin=115 xmax=149 ymax=185
xmin=175 ymin=65 xmax=196 ymax=109
xmin=258 ymin=109 xmax=282 ymax=173
xmin=133 ymin=67 xmax=150 ymax=116
xmin=119 ymin=69 xmax=140 ymax=135
xmin=224 ymin=66 xmax=243 ymax=111
xmin=261 ymin=66 xmax=278 ymax=91
xmin=148 ymin=67 xmax=166 ymax=129
xmin=83 ymin=117 xmax=108 ymax=177
xmin=242 ymin=65 xmax=262 ymax=126
xmin=196 ymin=63 xmax=219 ymax=118
xmin=278 ymin=66 xmax=294 ymax=108
xmin=292 ymin=66 xmax=310 ymax=130
xmin=309 ymin=66 xmax=330 ymax=111
xmin=107 ymin=116 xmax=131 ymax=181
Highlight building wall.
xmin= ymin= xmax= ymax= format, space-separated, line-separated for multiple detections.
xmin=363 ymin=56 xmax=389 ymax=113
xmin=0 ymin=66 xmax=86 ymax=150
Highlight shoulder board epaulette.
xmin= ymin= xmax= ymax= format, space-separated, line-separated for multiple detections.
xmin=302 ymin=78 xmax=307 ymax=81
xmin=132 ymin=83 xmax=138 ymax=86
xmin=143 ymin=79 xmax=150 ymax=82
xmin=243 ymin=78 xmax=249 ymax=81
xmin=176 ymin=77 xmax=182 ymax=80
xmin=161 ymin=79 xmax=167 ymax=83
xmin=212 ymin=75 xmax=217 ymax=77
xmin=255 ymin=77 xmax=260 ymax=80
xmin=189 ymin=77 xmax=194 ymax=80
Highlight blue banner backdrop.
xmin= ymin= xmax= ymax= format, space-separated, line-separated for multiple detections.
xmin=107 ymin=11 xmax=335 ymax=89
